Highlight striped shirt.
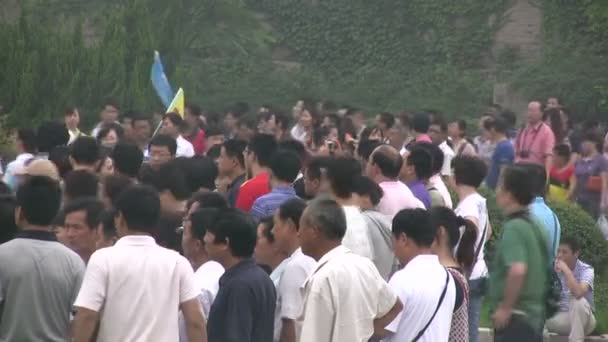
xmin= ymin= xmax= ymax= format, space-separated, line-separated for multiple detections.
xmin=559 ymin=260 xmax=594 ymax=311
xmin=250 ymin=186 xmax=298 ymax=222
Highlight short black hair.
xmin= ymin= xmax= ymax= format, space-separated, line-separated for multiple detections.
xmin=64 ymin=170 xmax=99 ymax=201
xmin=353 ymin=176 xmax=384 ymax=206
xmin=582 ymin=132 xmax=603 ymax=151
xmin=418 ymin=142 xmax=444 ymax=175
xmin=237 ymin=114 xmax=258 ymax=130
xmin=151 ymin=160 xmax=191 ymax=200
xmin=392 ymin=208 xmax=436 ymax=247
xmin=204 ymin=125 xmax=223 ymax=138
xmin=553 ymin=144 xmax=571 ymax=159
xmin=452 ymin=155 xmax=487 ymax=188
xmin=277 ymin=198 xmax=307 ymax=231
xmin=49 ymin=146 xmax=73 ymax=178
xmin=411 ymin=112 xmax=431 ymax=134
xmin=206 ymin=208 xmax=257 ymax=258
xmin=248 ymin=134 xmax=277 ymax=167
xmin=371 ymin=145 xmax=403 ymax=178
xmin=103 ymin=174 xmax=134 ymax=207
xmin=517 ymin=163 xmax=547 ymax=197
xmin=63 ymin=197 xmax=105 ymax=230
xmin=164 ymin=112 xmax=185 ymax=128
xmin=303 ymin=198 xmax=347 ymax=240
xmin=277 ymin=139 xmax=308 ymax=164
xmin=305 ymin=156 xmax=331 ymax=182
xmin=115 ymin=185 xmax=160 ymax=232
xmin=377 ymin=112 xmax=395 ymax=129
xmin=190 ymin=208 xmax=220 ymax=241
xmin=17 ymin=128 xmax=37 ymax=154
xmin=227 ymin=102 xmax=250 ymax=118
xmin=16 ymin=176 xmax=62 ymax=226
xmin=69 ymin=136 xmax=100 ymax=166
xmin=326 ymin=156 xmax=361 ymax=198
xmin=259 ymin=216 xmax=275 ymax=243
xmin=37 ymin=121 xmax=69 ymax=153
xmin=406 ymin=145 xmax=434 ymax=181
xmin=178 ymin=156 xmax=218 ymax=192
xmin=269 ymin=150 xmax=302 ymax=183
xmin=103 ymin=98 xmax=120 ymax=111
xmin=149 ymin=134 xmax=177 ymax=156
xmin=112 ymin=142 xmax=143 ymax=178
xmin=560 ymin=236 xmax=581 ymax=253
xmin=222 ymin=139 xmax=247 ymax=169
xmin=500 ymin=110 xmax=517 ymax=128
xmin=131 ymin=114 xmax=152 ymax=126
xmin=185 ymin=103 xmax=202 ymax=117
xmin=500 ymin=165 xmax=536 ymax=206
xmin=431 ymin=114 xmax=448 ymax=133
xmin=0 ymin=195 xmax=17 ymax=244
xmin=96 ymin=123 xmax=124 ymax=142
xmin=100 ymin=210 xmax=117 ymax=241
xmin=265 ymin=111 xmax=290 ymax=130
xmin=357 ymin=140 xmax=383 ymax=162
xmin=483 ymin=116 xmax=509 ymax=134
xmin=206 ymin=144 xmax=222 ymax=160
xmin=188 ymin=191 xmax=228 ymax=210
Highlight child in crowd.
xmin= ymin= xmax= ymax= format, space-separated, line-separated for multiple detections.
xmin=548 ymin=144 xmax=575 ymax=203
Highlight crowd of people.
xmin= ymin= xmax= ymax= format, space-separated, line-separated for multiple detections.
xmin=0 ymin=97 xmax=606 ymax=342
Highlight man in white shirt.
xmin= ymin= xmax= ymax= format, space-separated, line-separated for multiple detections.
xmin=379 ymin=208 xmax=456 ymax=342
xmin=366 ymin=145 xmax=424 ymax=218
xmin=73 ymin=185 xmax=206 ymax=342
xmin=180 ymin=208 xmax=225 ymax=341
xmin=3 ymin=128 xmax=36 ymax=191
xmin=162 ymin=112 xmax=195 ymax=157
xmin=272 ymin=198 xmax=316 ymax=342
xmin=326 ymin=156 xmax=375 ymax=260
xmin=298 ymin=198 xmax=403 ymax=342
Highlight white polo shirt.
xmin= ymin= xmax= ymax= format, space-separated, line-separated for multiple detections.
xmin=341 ymin=206 xmax=374 ymax=260
xmin=439 ymin=141 xmax=455 ymax=176
xmin=176 ymin=135 xmax=195 ymax=157
xmin=384 ymin=255 xmax=456 ymax=342
xmin=455 ymin=192 xmax=489 ymax=280
xmin=299 ymin=245 xmax=398 ymax=342
xmin=275 ymin=248 xmax=315 ymax=341
xmin=74 ymin=235 xmax=198 ymax=342
xmin=179 ymin=260 xmax=224 ymax=342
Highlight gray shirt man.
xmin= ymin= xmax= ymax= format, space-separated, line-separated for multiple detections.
xmin=0 ymin=230 xmax=85 ymax=342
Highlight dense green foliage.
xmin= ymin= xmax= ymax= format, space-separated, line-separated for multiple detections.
xmin=0 ymin=0 xmax=607 ymax=128
xmin=506 ymin=0 xmax=608 ymax=117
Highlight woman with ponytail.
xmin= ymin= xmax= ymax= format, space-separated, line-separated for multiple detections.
xmin=430 ymin=206 xmax=478 ymax=342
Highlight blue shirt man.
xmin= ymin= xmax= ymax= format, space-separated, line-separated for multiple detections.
xmin=486 ymin=139 xmax=514 ymax=190
xmin=249 ymin=149 xmax=302 ymax=222
xmin=529 ymin=196 xmax=561 ymax=258
xmin=250 ymin=186 xmax=299 ymax=222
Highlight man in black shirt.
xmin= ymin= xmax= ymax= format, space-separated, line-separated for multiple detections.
xmin=204 ymin=208 xmax=276 ymax=342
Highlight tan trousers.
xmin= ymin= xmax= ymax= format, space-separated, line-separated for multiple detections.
xmin=546 ymin=298 xmax=596 ymax=342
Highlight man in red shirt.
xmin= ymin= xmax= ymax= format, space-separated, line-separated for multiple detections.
xmin=184 ymin=104 xmax=206 ymax=155
xmin=235 ymin=134 xmax=278 ymax=211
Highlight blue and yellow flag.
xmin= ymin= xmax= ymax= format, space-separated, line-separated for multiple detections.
xmin=150 ymin=51 xmax=174 ymax=107
xmin=166 ymin=87 xmax=185 ymax=117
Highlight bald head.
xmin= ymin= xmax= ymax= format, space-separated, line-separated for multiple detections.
xmin=527 ymin=101 xmax=543 ymax=124
xmin=368 ymin=145 xmax=403 ymax=179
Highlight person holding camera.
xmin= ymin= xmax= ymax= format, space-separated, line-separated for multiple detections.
xmin=514 ymin=101 xmax=556 ymax=178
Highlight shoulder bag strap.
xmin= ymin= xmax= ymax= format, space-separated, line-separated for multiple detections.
xmin=473 ymin=220 xmax=489 ymax=266
xmin=412 ymin=269 xmax=450 ymax=342
xmin=551 ymin=213 xmax=559 ymax=257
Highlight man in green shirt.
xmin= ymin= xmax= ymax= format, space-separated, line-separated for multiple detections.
xmin=489 ymin=164 xmax=550 ymax=341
